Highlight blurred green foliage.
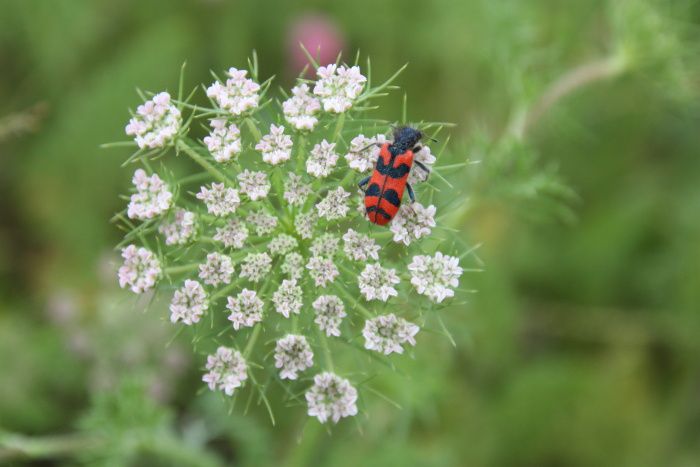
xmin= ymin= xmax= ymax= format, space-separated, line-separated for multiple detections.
xmin=1 ymin=0 xmax=700 ymax=465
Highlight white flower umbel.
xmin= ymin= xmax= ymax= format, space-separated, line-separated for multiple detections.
xmin=274 ymin=334 xmax=314 ymax=380
xmin=358 ymin=263 xmax=400 ymax=302
xmin=408 ymin=145 xmax=436 ymax=185
xmin=268 ymin=234 xmax=298 ymax=256
xmin=239 ymin=252 xmax=272 ymax=283
xmin=283 ymin=83 xmax=321 ymax=130
xmin=246 ymin=210 xmax=278 ymax=236
xmin=408 ymin=252 xmax=463 ymax=303
xmin=306 ymin=139 xmax=339 ymax=178
xmin=226 ymin=289 xmax=264 ymax=330
xmin=118 ymin=245 xmax=161 ymax=294
xmin=363 ymin=313 xmax=419 ymax=355
xmin=313 ymin=64 xmax=367 ymax=113
xmin=281 ymin=252 xmax=304 ymax=280
xmin=159 ymin=208 xmax=196 ymax=245
xmin=125 ymin=91 xmax=181 ymax=149
xmin=256 ymin=124 xmax=293 ymax=165
xmin=316 ymin=187 xmax=350 ymax=220
xmin=170 ymin=279 xmax=208 ymax=325
xmin=272 ymin=279 xmax=303 ymax=318
xmin=342 ymin=228 xmax=380 ymax=261
xmin=198 ymin=252 xmax=234 ymax=287
xmin=306 ymin=256 xmax=339 ymax=288
xmin=127 ymin=169 xmax=173 ymax=220
xmin=202 ymin=346 xmax=248 ymax=396
xmin=214 ymin=219 xmax=249 ymax=249
xmin=310 ymin=233 xmax=339 ymax=258
xmin=283 ymin=173 xmax=311 ymax=206
xmin=237 ymin=169 xmax=270 ymax=201
xmin=390 ymin=203 xmax=437 ymax=246
xmin=203 ymin=119 xmax=242 ymax=163
xmin=206 ymin=68 xmax=260 ymax=116
xmin=306 ymin=372 xmax=358 ymax=424
xmin=345 ymin=134 xmax=385 ymax=172
xmin=294 ymin=211 xmax=317 ymax=239
xmin=312 ymin=295 xmax=346 ymax=337
xmin=196 ymin=183 xmax=240 ymax=217
xmin=114 ymin=57 xmax=470 ymax=424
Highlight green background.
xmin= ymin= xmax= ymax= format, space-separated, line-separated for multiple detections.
xmin=1 ymin=0 xmax=699 ymax=465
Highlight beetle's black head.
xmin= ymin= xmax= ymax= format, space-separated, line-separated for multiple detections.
xmin=391 ymin=126 xmax=423 ymax=154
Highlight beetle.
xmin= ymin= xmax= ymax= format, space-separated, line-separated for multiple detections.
xmin=359 ymin=126 xmax=431 ymax=226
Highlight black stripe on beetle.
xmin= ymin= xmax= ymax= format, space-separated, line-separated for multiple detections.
xmin=366 ymin=183 xmax=381 ymax=197
xmin=376 ymin=157 xmax=411 ymax=179
xmin=366 ymin=205 xmax=392 ymax=219
xmin=382 ymin=189 xmax=401 ymax=207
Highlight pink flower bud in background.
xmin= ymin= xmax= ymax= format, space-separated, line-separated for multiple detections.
xmin=287 ymin=14 xmax=345 ymax=76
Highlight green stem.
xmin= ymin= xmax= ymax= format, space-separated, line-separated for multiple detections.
xmin=0 ymin=432 xmax=101 ymax=462
xmin=245 ymin=118 xmax=263 ymax=141
xmin=333 ymin=281 xmax=374 ymax=319
xmin=165 ymin=263 xmax=200 ymax=275
xmin=331 ymin=112 xmax=345 ymax=143
xmin=177 ymin=172 xmax=214 ymax=185
xmin=176 ymin=139 xmax=230 ymax=184
xmin=243 ymin=323 xmax=262 ymax=358
xmin=317 ymin=328 xmax=334 ymax=372
xmin=295 ymin=134 xmax=307 ymax=173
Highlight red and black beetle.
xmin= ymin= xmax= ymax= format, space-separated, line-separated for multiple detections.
xmin=359 ymin=126 xmax=431 ymax=225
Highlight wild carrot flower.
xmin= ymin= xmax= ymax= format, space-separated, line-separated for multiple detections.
xmin=159 ymin=208 xmax=196 ymax=245
xmin=125 ymin=92 xmax=181 ymax=149
xmin=390 ymin=202 xmax=437 ymax=245
xmin=274 ymin=334 xmax=314 ymax=379
xmin=358 ymin=263 xmax=400 ymax=301
xmin=226 ymin=289 xmax=264 ymax=330
xmin=408 ymin=252 xmax=463 ymax=303
xmin=202 ymin=346 xmax=248 ymax=396
xmin=196 ymin=183 xmax=240 ymax=216
xmin=204 ymin=119 xmax=242 ymax=163
xmin=256 ymin=124 xmax=293 ymax=165
xmin=170 ymin=280 xmax=208 ymax=325
xmin=312 ymin=295 xmax=346 ymax=337
xmin=118 ymin=245 xmax=161 ymax=293
xmin=363 ymin=313 xmax=419 ymax=355
xmin=313 ymin=64 xmax=366 ymax=113
xmin=306 ymin=140 xmax=339 ymax=178
xmin=127 ymin=169 xmax=173 ymax=220
xmin=283 ymin=84 xmax=321 ymax=130
xmin=214 ymin=219 xmax=248 ymax=249
xmin=112 ymin=54 xmax=471 ymax=425
xmin=272 ymin=279 xmax=303 ymax=318
xmin=206 ymin=68 xmax=260 ymax=116
xmin=306 ymin=372 xmax=358 ymax=423
xmin=345 ymin=134 xmax=385 ymax=172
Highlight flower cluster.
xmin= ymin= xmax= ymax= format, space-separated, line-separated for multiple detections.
xmin=203 ymin=119 xmax=242 ymax=163
xmin=125 ymin=92 xmax=181 ymax=149
xmin=118 ymin=245 xmax=161 ymax=294
xmin=202 ymin=346 xmax=248 ymax=396
xmin=114 ymin=55 xmax=467 ymax=425
xmin=127 ymin=169 xmax=173 ymax=220
xmin=363 ymin=313 xmax=419 ymax=355
xmin=206 ymin=68 xmax=260 ymax=116
xmin=313 ymin=64 xmax=367 ymax=113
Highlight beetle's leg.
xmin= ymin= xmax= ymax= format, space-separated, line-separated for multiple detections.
xmin=358 ymin=176 xmax=371 ymax=192
xmin=358 ymin=142 xmax=383 ymax=153
xmin=414 ymin=160 xmax=431 ymax=175
xmin=412 ymin=145 xmax=422 ymax=154
xmin=406 ymin=183 xmax=416 ymax=204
